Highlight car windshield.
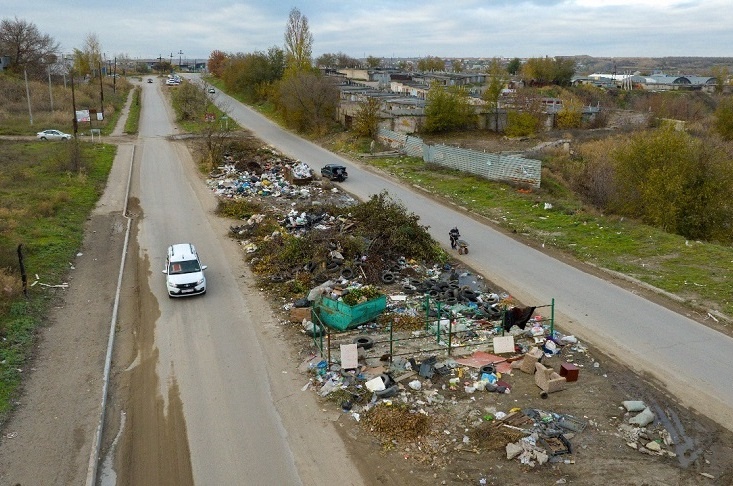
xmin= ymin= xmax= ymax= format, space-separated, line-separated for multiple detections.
xmin=169 ymin=259 xmax=201 ymax=274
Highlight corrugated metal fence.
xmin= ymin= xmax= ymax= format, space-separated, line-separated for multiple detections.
xmin=378 ymin=128 xmax=541 ymax=188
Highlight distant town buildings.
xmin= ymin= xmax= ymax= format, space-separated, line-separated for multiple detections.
xmin=575 ymin=72 xmax=716 ymax=92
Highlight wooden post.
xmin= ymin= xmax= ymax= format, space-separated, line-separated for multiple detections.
xmin=17 ymin=244 xmax=27 ymax=297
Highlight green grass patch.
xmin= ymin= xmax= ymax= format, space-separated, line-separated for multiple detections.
xmin=124 ymin=86 xmax=142 ymax=134
xmin=0 ymin=140 xmax=115 ymax=418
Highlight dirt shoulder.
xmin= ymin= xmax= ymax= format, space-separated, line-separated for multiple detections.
xmin=0 ymin=162 xmax=132 ymax=485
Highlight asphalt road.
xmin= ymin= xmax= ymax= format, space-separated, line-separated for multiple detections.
xmin=128 ymin=79 xmax=300 ymax=484
xmin=201 ymin=75 xmax=733 ymax=432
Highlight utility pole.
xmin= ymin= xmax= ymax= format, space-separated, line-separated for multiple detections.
xmin=99 ymin=62 xmax=104 ymax=121
xmin=178 ymin=50 xmax=183 ymax=71
xmin=47 ymin=64 xmax=54 ymax=111
xmin=170 ymin=52 xmax=173 ymax=73
xmin=113 ymin=56 xmax=117 ymax=93
xmin=158 ymin=54 xmax=163 ymax=75
xmin=24 ymin=69 xmax=33 ymax=125
xmin=71 ymin=71 xmax=78 ymax=137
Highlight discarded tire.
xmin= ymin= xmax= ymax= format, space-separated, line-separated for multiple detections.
xmin=353 ymin=336 xmax=374 ymax=350
xmin=480 ymin=364 xmax=496 ymax=375
xmin=340 ymin=267 xmax=354 ymax=279
xmin=326 ymin=262 xmax=340 ymax=273
xmin=379 ymin=374 xmax=394 ymax=387
xmin=444 ymin=297 xmax=458 ymax=306
xmin=381 ymin=272 xmax=396 ymax=284
xmin=304 ymin=261 xmax=317 ymax=273
xmin=485 ymin=294 xmax=499 ymax=304
xmin=461 ymin=289 xmax=478 ymax=302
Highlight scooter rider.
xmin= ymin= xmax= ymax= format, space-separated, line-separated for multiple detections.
xmin=449 ymin=227 xmax=460 ymax=249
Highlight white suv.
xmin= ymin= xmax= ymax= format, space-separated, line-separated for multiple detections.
xmin=163 ymin=243 xmax=207 ymax=297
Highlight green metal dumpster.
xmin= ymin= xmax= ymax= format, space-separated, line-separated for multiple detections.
xmin=316 ymin=294 xmax=387 ymax=331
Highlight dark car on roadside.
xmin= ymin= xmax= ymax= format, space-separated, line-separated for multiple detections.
xmin=321 ymin=164 xmax=348 ymax=181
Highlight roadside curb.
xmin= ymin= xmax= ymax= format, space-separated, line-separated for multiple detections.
xmin=84 ymin=144 xmax=135 ymax=486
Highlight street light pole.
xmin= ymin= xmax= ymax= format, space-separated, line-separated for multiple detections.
xmin=178 ymin=50 xmax=183 ymax=71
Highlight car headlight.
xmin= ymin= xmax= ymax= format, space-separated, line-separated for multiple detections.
xmin=196 ymin=278 xmax=205 ymax=285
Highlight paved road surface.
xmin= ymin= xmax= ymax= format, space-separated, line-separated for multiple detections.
xmin=113 ymin=78 xmax=363 ymax=485
xmin=201 ymin=75 xmax=733 ymax=432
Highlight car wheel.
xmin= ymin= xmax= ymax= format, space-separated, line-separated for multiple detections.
xmin=40 ymin=137 xmax=47 ymax=140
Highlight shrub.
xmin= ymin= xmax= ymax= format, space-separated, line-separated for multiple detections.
xmin=505 ymin=111 xmax=539 ymax=137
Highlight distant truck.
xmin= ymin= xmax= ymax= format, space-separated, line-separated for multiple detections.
xmin=321 ymin=164 xmax=348 ymax=182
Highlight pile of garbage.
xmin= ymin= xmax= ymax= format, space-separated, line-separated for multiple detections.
xmin=497 ymin=409 xmax=586 ymax=467
xmin=617 ymin=400 xmax=677 ymax=458
xmin=206 ymin=145 xmax=354 ymax=209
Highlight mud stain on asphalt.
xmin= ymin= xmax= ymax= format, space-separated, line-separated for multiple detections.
xmin=113 ymin=197 xmax=194 ymax=486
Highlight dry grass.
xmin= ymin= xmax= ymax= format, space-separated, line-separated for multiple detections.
xmin=362 ymin=403 xmax=430 ymax=441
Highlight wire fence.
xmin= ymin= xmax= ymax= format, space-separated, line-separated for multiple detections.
xmin=378 ymin=127 xmax=542 ymax=188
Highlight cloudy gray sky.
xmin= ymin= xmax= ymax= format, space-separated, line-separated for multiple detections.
xmin=2 ymin=0 xmax=731 ymax=61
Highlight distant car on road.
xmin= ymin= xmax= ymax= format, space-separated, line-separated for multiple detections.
xmin=147 ymin=78 xmax=153 ymax=83
xmin=208 ymin=87 xmax=215 ymax=94
xmin=321 ymin=164 xmax=348 ymax=182
xmin=36 ymin=129 xmax=72 ymax=141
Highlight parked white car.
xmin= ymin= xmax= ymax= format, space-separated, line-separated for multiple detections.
xmin=163 ymin=243 xmax=207 ymax=297
xmin=36 ymin=129 xmax=72 ymax=141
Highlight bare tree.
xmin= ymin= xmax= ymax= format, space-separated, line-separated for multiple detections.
xmin=353 ymin=97 xmax=382 ymax=138
xmin=483 ymin=58 xmax=509 ymax=132
xmin=283 ymin=7 xmax=313 ymax=74
xmin=0 ymin=17 xmax=59 ymax=76
xmin=278 ymin=71 xmax=338 ymax=134
xmin=366 ymin=56 xmax=381 ymax=69
xmin=315 ymin=53 xmax=337 ymax=69
xmin=336 ymin=52 xmax=359 ymax=69
xmin=72 ymin=32 xmax=103 ymax=77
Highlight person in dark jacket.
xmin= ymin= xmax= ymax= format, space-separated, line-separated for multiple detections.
xmin=449 ymin=227 xmax=460 ymax=249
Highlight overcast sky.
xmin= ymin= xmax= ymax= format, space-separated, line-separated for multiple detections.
xmin=2 ymin=0 xmax=731 ymax=62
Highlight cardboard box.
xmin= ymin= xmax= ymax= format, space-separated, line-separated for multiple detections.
xmin=289 ymin=306 xmax=312 ymax=323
